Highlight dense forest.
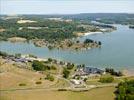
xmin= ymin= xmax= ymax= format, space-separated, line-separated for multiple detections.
xmin=0 ymin=18 xmax=85 ymax=41
xmin=0 ymin=13 xmax=133 ymax=41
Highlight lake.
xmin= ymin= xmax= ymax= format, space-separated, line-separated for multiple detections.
xmin=0 ymin=25 xmax=134 ymax=70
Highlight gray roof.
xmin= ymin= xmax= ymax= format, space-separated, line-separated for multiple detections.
xmin=84 ymin=67 xmax=104 ymax=74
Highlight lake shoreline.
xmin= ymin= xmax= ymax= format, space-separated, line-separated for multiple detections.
xmin=0 ymin=52 xmax=133 ymax=77
xmin=0 ymin=25 xmax=134 ymax=70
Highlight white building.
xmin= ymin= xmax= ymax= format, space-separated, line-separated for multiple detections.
xmin=70 ymin=79 xmax=83 ymax=85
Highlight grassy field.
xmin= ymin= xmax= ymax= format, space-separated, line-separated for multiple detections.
xmin=0 ymin=59 xmax=55 ymax=90
xmin=51 ymin=79 xmax=70 ymax=88
xmin=1 ymin=58 xmax=132 ymax=100
xmin=0 ymin=86 xmax=116 ymax=100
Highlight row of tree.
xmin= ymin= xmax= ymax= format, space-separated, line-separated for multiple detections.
xmin=105 ymin=68 xmax=123 ymax=77
xmin=84 ymin=39 xmax=102 ymax=45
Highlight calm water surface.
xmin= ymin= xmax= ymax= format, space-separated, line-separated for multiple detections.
xmin=0 ymin=25 xmax=134 ymax=70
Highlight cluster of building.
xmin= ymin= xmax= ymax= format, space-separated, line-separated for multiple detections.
xmin=74 ymin=65 xmax=105 ymax=76
xmin=71 ymin=65 xmax=105 ymax=85
xmin=1 ymin=52 xmax=106 ymax=86
xmin=3 ymin=56 xmax=27 ymax=63
xmin=3 ymin=54 xmax=47 ymax=64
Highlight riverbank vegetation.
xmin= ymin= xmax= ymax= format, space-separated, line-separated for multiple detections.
xmin=105 ymin=68 xmax=123 ymax=77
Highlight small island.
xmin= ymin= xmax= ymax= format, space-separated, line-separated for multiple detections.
xmin=33 ymin=38 xmax=102 ymax=50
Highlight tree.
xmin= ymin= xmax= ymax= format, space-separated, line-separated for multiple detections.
xmin=0 ymin=51 xmax=8 ymax=57
xmin=116 ymin=80 xmax=134 ymax=100
xmin=82 ymin=64 xmax=85 ymax=68
xmin=51 ymin=65 xmax=57 ymax=70
xmin=84 ymin=78 xmax=87 ymax=82
xmin=32 ymin=60 xmax=47 ymax=71
xmin=84 ymin=39 xmax=94 ymax=44
xmin=48 ymin=58 xmax=53 ymax=62
xmin=29 ymin=54 xmax=37 ymax=58
xmin=117 ymin=71 xmax=123 ymax=77
xmin=63 ymin=68 xmax=70 ymax=78
xmin=67 ymin=63 xmax=74 ymax=70
xmin=126 ymin=94 xmax=134 ymax=100
xmin=48 ymin=45 xmax=53 ymax=50
xmin=98 ymin=41 xmax=102 ymax=45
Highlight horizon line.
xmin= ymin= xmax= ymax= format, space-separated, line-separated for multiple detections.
xmin=1 ymin=12 xmax=134 ymax=15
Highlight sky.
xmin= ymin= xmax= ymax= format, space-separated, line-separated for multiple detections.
xmin=0 ymin=0 xmax=134 ymax=14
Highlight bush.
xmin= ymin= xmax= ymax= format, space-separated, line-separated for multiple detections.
xmin=19 ymin=83 xmax=26 ymax=86
xmin=100 ymin=76 xmax=114 ymax=83
xmin=35 ymin=81 xmax=42 ymax=84
xmin=58 ymin=89 xmax=67 ymax=91
xmin=51 ymin=65 xmax=57 ymax=70
xmin=45 ymin=74 xmax=54 ymax=81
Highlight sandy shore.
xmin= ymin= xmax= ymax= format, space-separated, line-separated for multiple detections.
xmin=0 ymin=28 xmax=5 ymax=32
xmin=122 ymin=69 xmax=134 ymax=77
xmin=84 ymin=31 xmax=103 ymax=36
xmin=75 ymin=31 xmax=103 ymax=37
xmin=8 ymin=37 xmax=27 ymax=42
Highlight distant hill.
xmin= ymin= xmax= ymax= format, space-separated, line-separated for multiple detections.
xmin=1 ymin=13 xmax=133 ymax=25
